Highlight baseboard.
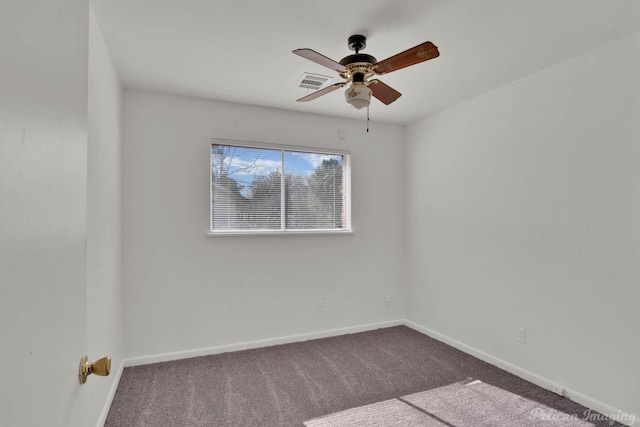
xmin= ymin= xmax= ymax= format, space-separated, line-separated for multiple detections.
xmin=404 ymin=320 xmax=637 ymax=427
xmin=124 ymin=319 xmax=404 ymax=367
xmin=96 ymin=358 xmax=125 ymax=427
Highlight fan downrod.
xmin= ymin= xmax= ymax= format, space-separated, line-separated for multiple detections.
xmin=347 ymin=35 xmax=367 ymax=53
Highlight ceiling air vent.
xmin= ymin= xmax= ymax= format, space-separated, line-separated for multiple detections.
xmin=297 ymin=72 xmax=332 ymax=90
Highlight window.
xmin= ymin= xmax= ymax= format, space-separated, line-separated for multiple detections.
xmin=210 ymin=139 xmax=350 ymax=234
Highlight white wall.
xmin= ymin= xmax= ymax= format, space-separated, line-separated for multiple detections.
xmin=405 ymin=33 xmax=639 ymax=420
xmin=0 ymin=0 xmax=91 ymax=426
xmin=122 ymin=90 xmax=406 ymax=360
xmin=87 ymin=9 xmax=124 ymax=426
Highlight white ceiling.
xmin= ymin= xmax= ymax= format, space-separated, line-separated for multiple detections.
xmin=91 ymin=0 xmax=639 ymax=125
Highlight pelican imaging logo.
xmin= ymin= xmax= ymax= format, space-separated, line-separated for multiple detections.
xmin=528 ymin=407 xmax=636 ymax=426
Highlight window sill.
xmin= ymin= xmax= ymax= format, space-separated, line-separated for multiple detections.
xmin=206 ymin=229 xmax=353 ymax=237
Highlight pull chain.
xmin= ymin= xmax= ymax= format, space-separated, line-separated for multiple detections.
xmin=366 ymin=104 xmax=370 ymax=132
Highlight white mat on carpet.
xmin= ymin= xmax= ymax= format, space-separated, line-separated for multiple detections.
xmin=304 ymin=380 xmax=595 ymax=426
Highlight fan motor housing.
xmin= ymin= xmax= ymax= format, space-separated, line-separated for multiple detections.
xmin=339 ymin=53 xmax=378 ymax=82
xmin=339 ymin=53 xmax=377 ymax=67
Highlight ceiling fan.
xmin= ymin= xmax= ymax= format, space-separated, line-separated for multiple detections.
xmin=293 ymin=35 xmax=439 ymax=109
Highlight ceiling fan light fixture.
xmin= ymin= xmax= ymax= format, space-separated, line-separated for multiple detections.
xmin=293 ymin=35 xmax=439 ymax=109
xmin=345 ymin=84 xmax=371 ymax=110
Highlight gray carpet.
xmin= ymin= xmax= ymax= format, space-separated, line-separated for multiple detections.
xmin=105 ymin=326 xmax=624 ymax=426
xmin=304 ymin=380 xmax=595 ymax=426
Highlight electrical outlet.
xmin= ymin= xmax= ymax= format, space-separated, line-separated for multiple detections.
xmin=385 ymin=295 xmax=391 ymax=306
xmin=516 ymin=327 xmax=526 ymax=343
xmin=316 ymin=300 xmax=324 ymax=313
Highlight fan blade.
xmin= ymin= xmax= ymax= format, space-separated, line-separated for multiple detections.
xmin=293 ymin=49 xmax=347 ymax=73
xmin=369 ymin=79 xmax=402 ymax=105
xmin=375 ymin=41 xmax=439 ymax=75
xmin=297 ymin=82 xmax=346 ymax=102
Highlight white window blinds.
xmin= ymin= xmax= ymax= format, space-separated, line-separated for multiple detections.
xmin=211 ymin=141 xmax=350 ymax=233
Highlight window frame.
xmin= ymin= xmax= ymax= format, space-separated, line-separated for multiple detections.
xmin=208 ymin=138 xmax=352 ymax=236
